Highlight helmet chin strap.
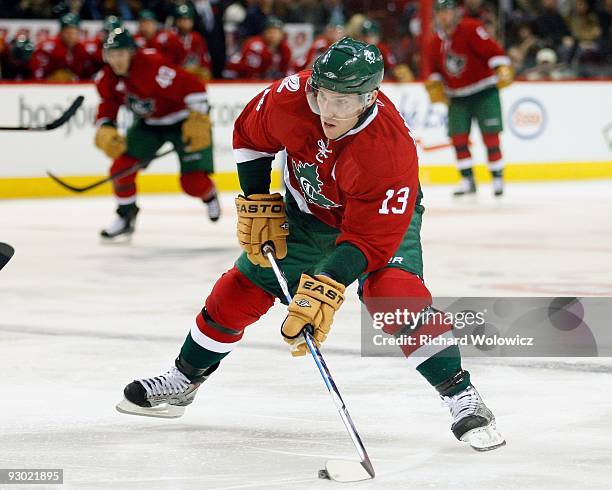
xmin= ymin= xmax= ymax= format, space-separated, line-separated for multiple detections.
xmin=353 ymin=97 xmax=377 ymax=128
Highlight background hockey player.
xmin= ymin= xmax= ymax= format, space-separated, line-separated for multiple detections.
xmin=292 ymin=22 xmax=345 ymax=72
xmin=225 ymin=17 xmax=292 ymax=80
xmin=134 ymin=9 xmax=185 ymax=66
xmin=360 ymin=19 xmax=414 ymax=82
xmin=0 ymin=35 xmax=34 ymax=80
xmin=116 ymin=38 xmax=505 ymax=452
xmin=31 ymin=13 xmax=92 ymax=81
xmin=423 ymin=0 xmax=514 ymax=196
xmin=173 ymin=3 xmax=213 ymax=81
xmin=94 ymin=27 xmax=219 ymax=239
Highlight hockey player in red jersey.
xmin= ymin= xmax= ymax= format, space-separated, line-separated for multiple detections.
xmin=134 ymin=9 xmax=186 ymax=66
xmin=173 ymin=3 xmax=212 ymax=81
xmin=31 ymin=13 xmax=93 ymax=81
xmin=225 ymin=17 xmax=292 ymax=79
xmin=94 ymin=28 xmax=219 ymax=239
xmin=116 ymin=38 xmax=505 ymax=452
xmin=423 ymin=0 xmax=514 ymax=196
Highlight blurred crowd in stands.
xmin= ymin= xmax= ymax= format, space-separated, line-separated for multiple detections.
xmin=1 ymin=0 xmax=611 ymax=81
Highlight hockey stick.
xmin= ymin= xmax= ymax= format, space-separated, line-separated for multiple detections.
xmin=262 ymin=243 xmax=375 ymax=483
xmin=46 ymin=148 xmax=174 ymax=193
xmin=0 ymin=243 xmax=15 ymax=271
xmin=0 ymin=96 xmax=84 ymax=131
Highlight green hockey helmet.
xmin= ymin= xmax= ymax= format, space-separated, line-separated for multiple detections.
xmin=307 ymin=37 xmax=383 ymax=120
xmin=103 ymin=27 xmax=136 ymax=51
xmin=361 ymin=19 xmax=381 ymax=37
xmin=264 ymin=16 xmax=285 ymax=31
xmin=10 ymin=35 xmax=34 ymax=62
xmin=434 ymin=0 xmax=457 ymax=11
xmin=139 ymin=9 xmax=157 ymax=21
xmin=174 ymin=3 xmax=195 ymax=19
xmin=59 ymin=13 xmax=80 ymax=29
xmin=103 ymin=15 xmax=122 ymax=33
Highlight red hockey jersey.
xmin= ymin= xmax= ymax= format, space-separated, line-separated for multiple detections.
xmin=178 ymin=31 xmax=211 ymax=69
xmin=233 ymin=71 xmax=419 ymax=272
xmin=423 ymin=18 xmax=510 ymax=96
xmin=31 ymin=36 xmax=92 ymax=80
xmin=134 ymin=30 xmax=186 ymax=66
xmin=95 ymin=49 xmax=207 ymax=126
xmin=226 ymin=36 xmax=292 ymax=79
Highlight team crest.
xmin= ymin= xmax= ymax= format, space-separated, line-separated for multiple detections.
xmin=444 ymin=50 xmax=467 ymax=77
xmin=126 ymin=94 xmax=155 ymax=117
xmin=292 ymin=159 xmax=340 ymax=209
xmin=277 ymin=74 xmax=300 ymax=92
xmin=364 ymin=50 xmax=377 ymax=64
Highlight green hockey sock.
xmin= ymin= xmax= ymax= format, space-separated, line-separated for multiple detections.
xmin=416 ymin=346 xmax=470 ymax=396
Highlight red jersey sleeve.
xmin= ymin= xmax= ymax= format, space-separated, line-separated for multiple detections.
xmin=94 ymin=68 xmax=122 ymax=125
xmin=337 ymin=139 xmax=419 ymax=272
xmin=464 ymin=21 xmax=508 ymax=67
xmin=233 ymin=85 xmax=284 ymax=161
xmin=30 ymin=40 xmax=54 ymax=79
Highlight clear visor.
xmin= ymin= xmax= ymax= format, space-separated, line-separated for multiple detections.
xmin=306 ymin=78 xmax=374 ymax=121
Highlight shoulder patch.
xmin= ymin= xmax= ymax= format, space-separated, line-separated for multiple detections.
xmin=276 ymin=74 xmax=300 ymax=93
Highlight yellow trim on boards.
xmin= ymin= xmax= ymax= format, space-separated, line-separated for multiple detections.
xmin=1 ymin=162 xmax=611 ymax=199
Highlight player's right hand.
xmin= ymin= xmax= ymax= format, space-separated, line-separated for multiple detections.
xmin=235 ymin=193 xmax=288 ymax=267
xmin=95 ymin=126 xmax=127 ymax=159
xmin=424 ymin=80 xmax=448 ymax=105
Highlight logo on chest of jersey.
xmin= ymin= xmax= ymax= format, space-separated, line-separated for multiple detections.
xmin=315 ymin=139 xmax=332 ymax=163
xmin=444 ymin=50 xmax=467 ymax=77
xmin=126 ymin=94 xmax=156 ymax=117
xmin=291 ymin=158 xmax=340 ymax=210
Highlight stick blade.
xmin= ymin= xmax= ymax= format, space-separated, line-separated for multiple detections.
xmin=323 ymin=460 xmax=375 ymax=483
xmin=45 ymin=95 xmax=85 ymax=130
xmin=0 ymin=242 xmax=15 ymax=271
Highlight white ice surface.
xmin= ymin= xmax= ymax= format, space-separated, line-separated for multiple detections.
xmin=1 ymin=181 xmax=612 ymax=489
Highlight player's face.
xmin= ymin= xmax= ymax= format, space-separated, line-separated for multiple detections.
xmin=61 ymin=26 xmax=79 ymax=48
xmin=435 ymin=8 xmax=457 ymax=33
xmin=106 ymin=49 xmax=132 ymax=76
xmin=176 ymin=17 xmax=194 ymax=33
xmin=263 ymin=27 xmax=284 ymax=48
xmin=307 ymin=83 xmax=378 ymax=139
xmin=139 ymin=19 xmax=157 ymax=39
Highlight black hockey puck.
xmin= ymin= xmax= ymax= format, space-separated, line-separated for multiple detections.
xmin=318 ymin=469 xmax=330 ymax=479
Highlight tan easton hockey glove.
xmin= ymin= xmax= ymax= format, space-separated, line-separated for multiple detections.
xmin=424 ymin=79 xmax=448 ymax=104
xmin=94 ymin=125 xmax=127 ymax=159
xmin=281 ymin=274 xmax=346 ymax=356
xmin=235 ymin=193 xmax=288 ymax=267
xmin=184 ymin=64 xmax=213 ymax=81
xmin=182 ymin=111 xmax=211 ymax=152
xmin=495 ymin=65 xmax=514 ymax=89
xmin=47 ymin=68 xmax=76 ymax=82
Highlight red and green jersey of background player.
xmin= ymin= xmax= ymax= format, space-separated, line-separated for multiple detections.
xmin=233 ymin=71 xmax=420 ymax=273
xmin=423 ymin=17 xmax=510 ymax=96
xmin=94 ymin=49 xmax=208 ymax=126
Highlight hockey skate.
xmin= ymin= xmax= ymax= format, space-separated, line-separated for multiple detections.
xmin=100 ymin=205 xmax=139 ymax=240
xmin=453 ymin=177 xmax=477 ymax=196
xmin=203 ymin=193 xmax=221 ymax=222
xmin=116 ymin=360 xmax=218 ymax=418
xmin=492 ymin=177 xmax=504 ymax=197
xmin=442 ymin=384 xmax=506 ymax=451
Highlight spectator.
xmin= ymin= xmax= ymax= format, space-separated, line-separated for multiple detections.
xmin=567 ymin=0 xmax=602 ymax=55
xmin=597 ymin=0 xmax=612 ymax=62
xmin=532 ymin=0 xmax=573 ymax=50
xmin=507 ymin=22 xmax=542 ymax=73
xmin=0 ymin=35 xmax=35 ymax=80
xmin=134 ymin=8 xmax=186 ymax=65
xmin=225 ymin=16 xmax=292 ymax=79
xmin=192 ymin=0 xmax=233 ymax=79
xmin=524 ymin=46 xmax=574 ymax=79
xmin=238 ymin=0 xmax=273 ymax=39
xmin=30 ymin=13 xmax=93 ymax=80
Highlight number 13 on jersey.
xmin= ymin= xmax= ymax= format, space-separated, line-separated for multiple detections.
xmin=379 ymin=187 xmax=410 ymax=215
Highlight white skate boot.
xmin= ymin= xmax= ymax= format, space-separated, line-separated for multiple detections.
xmin=100 ymin=205 xmax=139 ymax=240
xmin=492 ymin=176 xmax=504 ymax=197
xmin=452 ymin=177 xmax=477 ymax=196
xmin=203 ymin=193 xmax=221 ymax=222
xmin=442 ymin=384 xmax=506 ymax=451
xmin=116 ymin=360 xmax=219 ymax=419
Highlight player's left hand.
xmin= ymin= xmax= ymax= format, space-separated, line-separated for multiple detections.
xmin=495 ymin=65 xmax=514 ymax=89
xmin=182 ymin=111 xmax=211 ymax=152
xmin=281 ymin=274 xmax=345 ymax=357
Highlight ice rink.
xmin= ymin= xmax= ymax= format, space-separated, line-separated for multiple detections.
xmin=1 ymin=181 xmax=612 ymax=489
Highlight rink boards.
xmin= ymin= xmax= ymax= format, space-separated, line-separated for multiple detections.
xmin=0 ymin=80 xmax=611 ymax=198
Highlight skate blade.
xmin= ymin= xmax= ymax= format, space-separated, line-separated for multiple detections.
xmin=100 ymin=233 xmax=133 ymax=245
xmin=460 ymin=422 xmax=506 ymax=452
xmin=115 ymin=398 xmax=185 ymax=419
xmin=321 ymin=460 xmax=375 ymax=482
